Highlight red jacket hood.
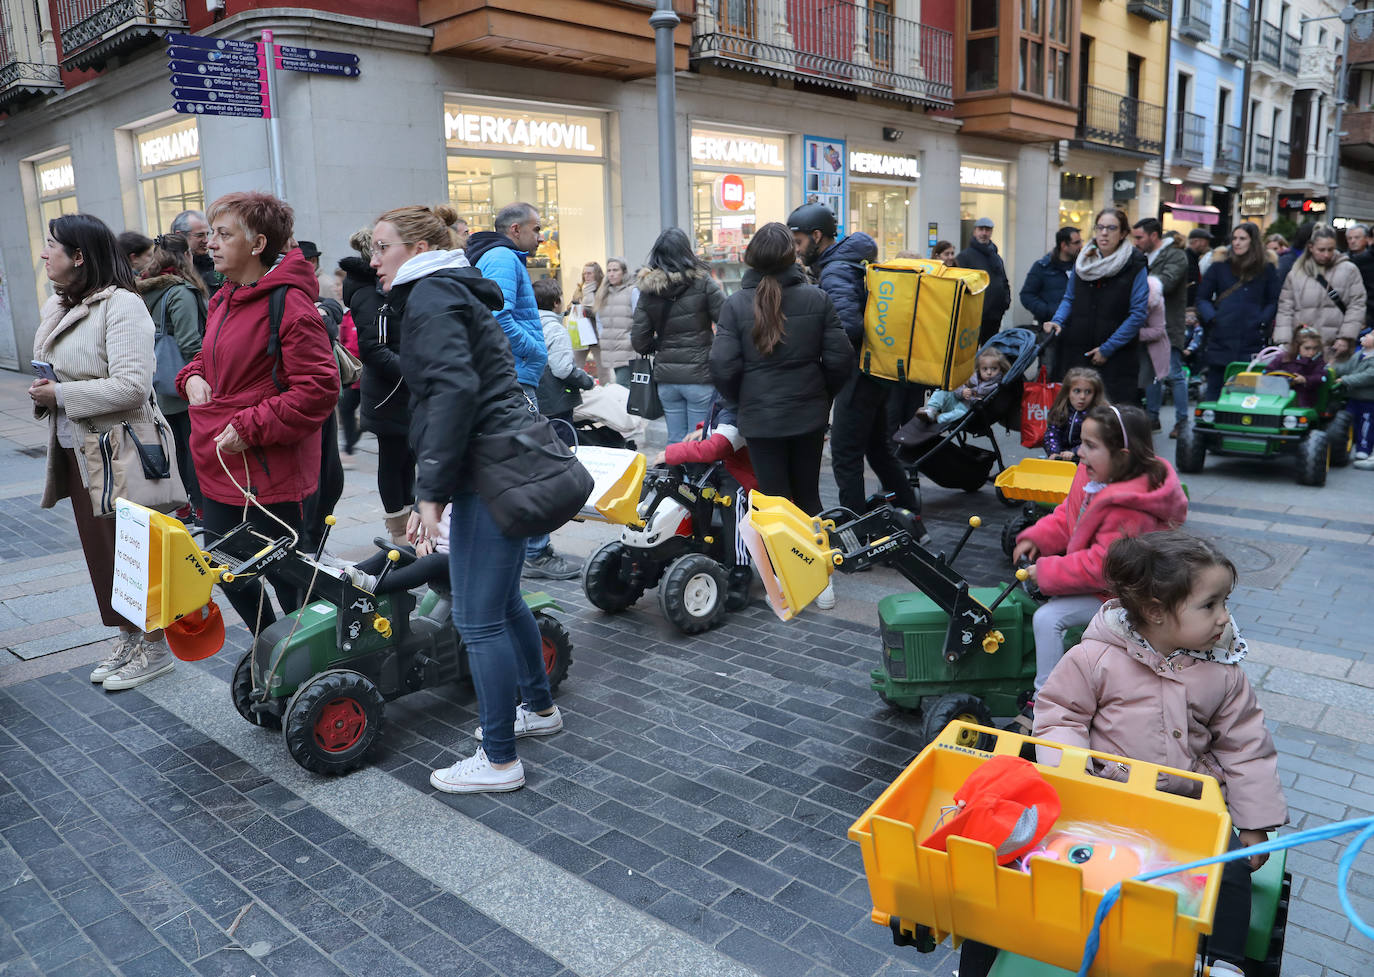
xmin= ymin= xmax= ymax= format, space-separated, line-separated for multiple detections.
xmin=207 ymin=248 xmax=320 ymax=318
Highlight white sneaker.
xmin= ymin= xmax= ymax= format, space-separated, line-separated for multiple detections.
xmin=346 ymin=567 xmax=379 ymax=591
xmin=814 ymin=582 xmax=836 ymax=610
xmin=102 ymin=639 xmax=175 ymax=691
xmin=474 ymin=704 xmax=563 ymax=742
xmin=1205 ymin=961 xmax=1244 ymax=976
xmin=90 ymin=632 xmax=140 ymax=683
xmin=1355 ymin=456 xmax=1374 ymax=470
xmin=430 ymin=748 xmax=525 ymax=793
xmin=1355 ymin=451 xmax=1371 ymax=460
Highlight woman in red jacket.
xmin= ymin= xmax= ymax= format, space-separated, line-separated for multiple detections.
xmin=176 ymin=192 xmax=338 ymax=632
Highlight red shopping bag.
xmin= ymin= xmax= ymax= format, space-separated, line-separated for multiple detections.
xmin=1020 ymin=368 xmax=1059 ymax=448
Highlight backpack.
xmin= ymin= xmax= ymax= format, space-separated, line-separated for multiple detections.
xmin=858 ymin=258 xmax=990 ymax=388
xmin=267 ymin=285 xmax=361 ymax=392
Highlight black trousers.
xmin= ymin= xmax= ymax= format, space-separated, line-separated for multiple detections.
xmin=830 ymin=372 xmax=919 ymax=514
xmin=338 ymin=387 xmax=361 ymax=453
xmin=201 ymin=497 xmax=305 ymax=633
xmin=165 ymin=409 xmax=203 ymax=512
xmin=302 ymin=412 xmax=343 ymax=553
xmin=748 ymin=429 xmax=826 ymax=516
xmin=355 ymin=549 xmax=448 ymax=593
xmin=375 ymin=434 xmax=416 ymax=514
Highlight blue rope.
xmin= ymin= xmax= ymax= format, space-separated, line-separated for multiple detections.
xmin=1075 ymin=816 xmax=1374 ymax=977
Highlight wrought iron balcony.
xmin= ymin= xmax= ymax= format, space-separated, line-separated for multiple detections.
xmin=1275 ymin=139 xmax=1292 ymax=178
xmin=1282 ymin=33 xmax=1300 ymax=74
xmin=1220 ymin=2 xmax=1249 ymax=59
xmin=1179 ymin=0 xmax=1211 ymax=42
xmin=1173 ymin=110 xmax=1207 ymax=165
xmin=692 ymin=0 xmax=953 ymax=107
xmin=1250 ymin=133 xmax=1272 ymax=174
xmin=1127 ymin=0 xmax=1169 ymax=21
xmin=1078 ymin=85 xmax=1164 ymax=155
xmin=0 ymin=10 xmax=62 ymax=107
xmin=1215 ymin=123 xmax=1244 ymax=174
xmin=56 ymin=0 xmax=186 ymax=71
xmin=1297 ymin=44 xmax=1337 ymax=93
xmin=1258 ymin=22 xmax=1281 ymax=67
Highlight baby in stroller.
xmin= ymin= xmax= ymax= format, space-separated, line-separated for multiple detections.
xmin=914 ymin=348 xmax=1012 ymax=426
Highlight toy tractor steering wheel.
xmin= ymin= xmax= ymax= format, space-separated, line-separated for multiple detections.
xmin=1265 ymin=369 xmax=1302 ymax=382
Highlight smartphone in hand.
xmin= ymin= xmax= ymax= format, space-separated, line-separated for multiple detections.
xmin=31 ymin=360 xmax=57 ymax=382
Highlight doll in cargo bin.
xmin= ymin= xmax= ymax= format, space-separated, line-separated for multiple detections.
xmin=913 ymin=348 xmax=1011 ymax=426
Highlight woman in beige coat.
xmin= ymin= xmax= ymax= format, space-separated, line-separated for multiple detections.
xmin=1274 ymin=224 xmax=1367 ymax=359
xmin=591 ymin=257 xmax=639 ymax=386
xmin=29 ymin=214 xmax=174 ymax=691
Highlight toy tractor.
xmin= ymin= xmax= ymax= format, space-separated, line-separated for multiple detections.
xmin=1176 ymin=361 xmax=1351 ymax=486
xmin=583 ymin=460 xmax=748 ymax=635
xmin=112 ymin=502 xmax=572 ymax=776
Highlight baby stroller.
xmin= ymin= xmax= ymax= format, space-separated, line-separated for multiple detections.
xmin=891 ymin=328 xmax=1050 ymax=496
xmin=572 ymin=382 xmax=646 ymax=450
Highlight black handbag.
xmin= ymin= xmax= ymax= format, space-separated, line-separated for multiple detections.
xmin=626 ymin=356 xmax=663 ymax=420
xmin=467 ymin=397 xmax=595 ymax=538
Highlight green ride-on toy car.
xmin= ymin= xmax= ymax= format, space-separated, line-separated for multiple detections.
xmin=1176 ymin=361 xmax=1352 ymax=486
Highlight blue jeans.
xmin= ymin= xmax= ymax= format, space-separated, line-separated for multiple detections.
xmin=658 ymin=382 xmax=716 ymax=445
xmin=924 ymin=389 xmax=971 ymax=425
xmin=449 ymin=491 xmax=554 ymax=764
xmin=1350 ymin=399 xmax=1374 ymax=454
xmin=521 ymin=383 xmax=551 ymax=561
xmin=1146 ymin=346 xmax=1190 ymax=427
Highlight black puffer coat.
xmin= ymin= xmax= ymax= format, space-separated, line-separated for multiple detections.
xmin=710 ymin=266 xmax=855 ymax=439
xmin=391 ymin=266 xmax=528 ymax=501
xmin=631 ymin=267 xmax=725 ymax=385
xmin=343 ymin=256 xmax=408 ymax=438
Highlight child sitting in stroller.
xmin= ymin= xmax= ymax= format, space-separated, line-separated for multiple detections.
xmin=915 ymin=348 xmax=1012 ymax=426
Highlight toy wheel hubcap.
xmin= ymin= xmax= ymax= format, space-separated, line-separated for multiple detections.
xmin=541 ymin=635 xmax=557 ymax=675
xmin=953 ymin=713 xmax=984 ymax=747
xmin=314 ymin=697 xmax=366 ymax=752
xmin=682 ymin=573 xmax=719 ymax=616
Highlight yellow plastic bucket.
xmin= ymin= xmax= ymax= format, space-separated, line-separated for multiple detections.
xmin=114 ymin=500 xmax=220 ymax=633
xmin=742 ymin=491 xmax=837 ymax=621
xmin=993 ymin=458 xmax=1078 ymax=504
xmin=594 ymin=452 xmax=647 ymax=525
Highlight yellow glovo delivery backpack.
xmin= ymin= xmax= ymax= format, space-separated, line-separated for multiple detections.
xmin=858 ymin=258 xmax=988 ymax=388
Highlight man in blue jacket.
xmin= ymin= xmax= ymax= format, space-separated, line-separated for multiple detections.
xmin=788 ymin=203 xmax=929 ymax=544
xmin=466 ymin=202 xmax=578 ymax=580
xmin=1020 ymin=227 xmax=1081 ymax=377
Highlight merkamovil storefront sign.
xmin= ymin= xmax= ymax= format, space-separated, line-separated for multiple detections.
xmin=444 ymin=102 xmax=604 ymax=158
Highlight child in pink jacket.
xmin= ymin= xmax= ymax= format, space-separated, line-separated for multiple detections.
xmin=1010 ymin=404 xmax=1188 ymax=719
xmin=1034 ymin=530 xmax=1287 ymax=976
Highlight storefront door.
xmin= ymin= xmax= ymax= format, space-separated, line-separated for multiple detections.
xmin=848 ymin=149 xmax=919 ymax=259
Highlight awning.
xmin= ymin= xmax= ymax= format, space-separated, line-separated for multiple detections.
xmin=1162 ymin=202 xmax=1221 ymax=225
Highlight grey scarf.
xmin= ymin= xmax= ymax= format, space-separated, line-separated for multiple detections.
xmin=1075 ymin=242 xmax=1137 ymax=283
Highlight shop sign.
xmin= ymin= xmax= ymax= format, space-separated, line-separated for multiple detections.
xmin=960 ymin=164 xmax=1006 ymax=189
xmin=691 ymin=128 xmax=786 ymax=171
xmin=1277 ymin=194 xmax=1327 ymax=214
xmin=717 ymin=174 xmax=746 ymax=211
xmin=1240 ymin=189 xmax=1271 ymax=215
xmin=849 ymin=151 xmax=919 ymax=181
xmin=37 ymin=159 xmax=75 ymax=195
xmin=1112 ymin=170 xmax=1138 ymax=200
xmin=1173 ymin=184 xmax=1205 ymax=206
xmin=139 ymin=125 xmax=199 ymax=171
xmin=444 ymin=102 xmax=603 ymax=158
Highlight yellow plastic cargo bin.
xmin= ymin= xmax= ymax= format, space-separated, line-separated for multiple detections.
xmin=993 ymin=458 xmax=1078 ymax=505
xmin=849 ymin=722 xmax=1232 ymax=977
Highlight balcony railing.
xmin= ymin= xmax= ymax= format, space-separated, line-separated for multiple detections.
xmin=0 ymin=10 xmax=62 ymax=106
xmin=1173 ymin=110 xmax=1207 ymax=164
xmin=1258 ymin=22 xmax=1281 ymax=67
xmin=692 ymin=0 xmax=953 ymax=107
xmin=1078 ymin=85 xmax=1164 ymax=155
xmin=55 ymin=0 xmax=185 ymax=71
xmin=1276 ymin=139 xmax=1292 ymax=178
xmin=1179 ymin=0 xmax=1212 ymax=42
xmin=1127 ymin=0 xmax=1169 ymax=21
xmin=1250 ymin=132 xmax=1273 ymax=174
xmin=1215 ymin=123 xmax=1244 ymax=173
xmin=1220 ymin=2 xmax=1249 ymax=58
xmin=1282 ymin=33 xmax=1300 ymax=74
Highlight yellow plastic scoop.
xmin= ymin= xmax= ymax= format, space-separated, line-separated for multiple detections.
xmin=742 ymin=491 xmax=839 ymax=620
xmin=113 ymin=499 xmax=223 ymax=633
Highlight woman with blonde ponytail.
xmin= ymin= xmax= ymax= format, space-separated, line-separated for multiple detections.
xmin=710 ymin=222 xmax=853 ymax=516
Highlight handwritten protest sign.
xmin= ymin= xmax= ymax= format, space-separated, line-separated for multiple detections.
xmin=112 ymin=501 xmax=151 ymax=629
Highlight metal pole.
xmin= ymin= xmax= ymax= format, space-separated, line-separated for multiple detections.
xmin=650 ymin=0 xmax=681 ymax=229
xmin=262 ymin=29 xmax=287 ymax=200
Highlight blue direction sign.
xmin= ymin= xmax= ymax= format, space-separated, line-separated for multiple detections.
xmin=165 ymin=32 xmax=259 ymax=54
xmin=168 ymin=58 xmax=263 ymax=79
xmin=276 ymin=44 xmax=359 ymax=66
xmin=272 ymin=55 xmax=359 ymax=77
xmin=171 ymin=73 xmax=264 ymax=93
xmin=172 ymin=88 xmax=265 ymax=107
xmin=166 ymin=45 xmax=261 ymax=67
xmin=174 ymin=100 xmax=266 ymax=118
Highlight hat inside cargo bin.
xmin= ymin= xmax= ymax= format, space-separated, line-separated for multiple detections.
xmin=922 ymin=754 xmax=1060 ymax=864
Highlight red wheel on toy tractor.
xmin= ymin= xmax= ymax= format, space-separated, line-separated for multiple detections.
xmin=536 ymin=614 xmax=573 ymax=695
xmin=283 ymin=670 xmax=384 ymax=775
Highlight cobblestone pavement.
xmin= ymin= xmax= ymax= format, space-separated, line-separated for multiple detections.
xmin=1 ymin=367 xmax=1371 ymax=977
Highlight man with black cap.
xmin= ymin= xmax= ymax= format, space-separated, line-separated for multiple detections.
xmin=956 ymin=217 xmax=1012 ymax=344
xmin=787 ymin=202 xmax=930 ymax=545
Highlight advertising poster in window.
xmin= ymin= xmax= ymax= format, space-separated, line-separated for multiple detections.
xmin=803 ymin=136 xmax=846 ymax=237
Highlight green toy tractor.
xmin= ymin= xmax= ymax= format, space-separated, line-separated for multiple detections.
xmin=1176 ymin=361 xmax=1351 ymax=486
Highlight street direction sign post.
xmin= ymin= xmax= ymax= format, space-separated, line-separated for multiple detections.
xmin=272 ymin=57 xmax=359 ymax=77
xmin=276 ymin=44 xmax=359 ymax=65
xmin=174 ymin=101 xmax=271 ymax=118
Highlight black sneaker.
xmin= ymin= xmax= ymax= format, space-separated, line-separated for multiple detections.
xmin=523 ymin=547 xmax=581 ymax=580
xmin=1149 ymin=416 xmax=1163 ymax=432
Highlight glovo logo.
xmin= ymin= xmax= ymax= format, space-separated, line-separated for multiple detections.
xmin=871 ymin=279 xmax=898 ymax=347
xmin=956 ymin=326 xmax=978 ymax=350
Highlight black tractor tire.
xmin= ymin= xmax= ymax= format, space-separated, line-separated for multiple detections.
xmin=1327 ymin=410 xmax=1354 ymax=468
xmin=1175 ymin=422 xmax=1207 ymax=474
xmin=994 ymin=485 xmax=1019 ymax=506
xmin=1001 ymin=508 xmax=1039 ymax=558
xmin=658 ymin=553 xmax=729 ymax=635
xmin=283 ymin=670 xmax=385 ymax=776
xmin=231 ymin=648 xmax=281 ymax=730
xmin=1243 ymin=871 xmax=1290 ymax=977
xmin=1295 ymin=430 xmax=1330 ymax=487
xmin=582 ymin=541 xmax=645 ymax=613
xmin=920 ymin=692 xmax=996 ymax=749
xmin=535 ymin=614 xmax=573 ymax=696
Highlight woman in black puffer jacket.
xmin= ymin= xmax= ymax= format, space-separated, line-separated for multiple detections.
xmin=345 ymin=229 xmax=415 ymax=544
xmin=710 ymin=222 xmax=854 ymax=516
xmin=631 ymin=228 xmax=725 ymax=443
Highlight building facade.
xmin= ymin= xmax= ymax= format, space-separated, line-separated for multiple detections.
xmin=1334 ymin=4 xmax=1374 ymax=228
